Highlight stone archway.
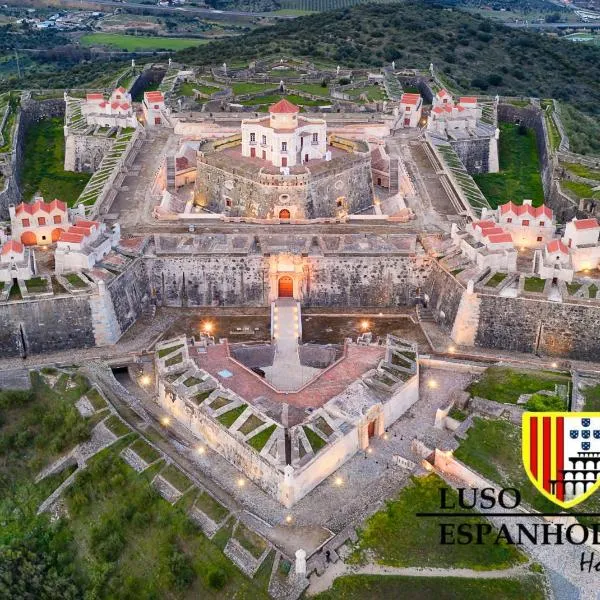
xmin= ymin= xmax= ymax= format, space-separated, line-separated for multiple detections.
xmin=278 ymin=276 xmax=293 ymax=298
xmin=279 ymin=209 xmax=291 ymax=219
xmin=51 ymin=228 xmax=64 ymax=242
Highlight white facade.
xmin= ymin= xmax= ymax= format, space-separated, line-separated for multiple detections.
xmin=82 ymin=88 xmax=137 ymax=129
xmin=54 ymin=221 xmax=120 ymax=274
xmin=427 ymin=89 xmax=481 ymax=136
xmin=9 ymin=198 xmax=70 ymax=246
xmin=0 ymin=240 xmax=35 ymax=283
xmin=562 ymin=218 xmax=600 ymax=272
xmin=241 ymin=99 xmax=327 ymax=168
xmin=481 ymin=200 xmax=555 ymax=249
xmin=399 ymin=93 xmax=423 ymax=128
xmin=142 ymin=91 xmax=167 ymax=128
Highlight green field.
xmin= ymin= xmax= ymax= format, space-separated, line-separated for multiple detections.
xmin=350 ymin=474 xmax=525 ymax=569
xmin=80 ymin=33 xmax=210 ymax=51
xmin=454 ymin=417 xmax=600 ymax=526
xmin=313 ymin=574 xmax=545 ymax=600
xmin=20 ymin=118 xmax=91 ymax=205
xmin=473 ymin=123 xmax=545 ymax=209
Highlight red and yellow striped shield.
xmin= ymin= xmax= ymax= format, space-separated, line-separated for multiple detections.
xmin=522 ymin=412 xmax=600 ymax=508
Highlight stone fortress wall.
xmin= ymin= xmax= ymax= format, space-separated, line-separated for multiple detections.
xmin=64 ymin=132 xmax=114 ymax=173
xmin=0 ymin=98 xmax=64 ymax=218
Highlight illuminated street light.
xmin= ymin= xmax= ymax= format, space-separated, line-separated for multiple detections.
xmin=203 ymin=321 xmax=214 ymax=334
xmin=334 ymin=476 xmax=343 ymax=486
xmin=360 ymin=320 xmax=370 ymax=331
xmin=140 ymin=375 xmax=151 ymax=386
xmin=237 ymin=478 xmax=245 ymax=487
xmin=161 ymin=417 xmax=170 ymax=426
xmin=285 ymin=515 xmax=293 ymax=524
xmin=197 ymin=446 xmax=205 ymax=455
xmin=427 ymin=379 xmax=438 ymax=389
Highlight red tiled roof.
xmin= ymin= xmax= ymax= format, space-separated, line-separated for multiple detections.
xmin=499 ymin=201 xmax=553 ymax=220
xmin=74 ymin=220 xmax=99 ymax=230
xmin=175 ymin=156 xmax=189 ymax=170
xmin=455 ymin=105 xmax=466 ymax=112
xmin=99 ymin=101 xmax=108 ymax=108
xmin=482 ymin=227 xmax=506 ymax=238
xmin=1 ymin=240 xmax=23 ymax=255
xmin=472 ymin=220 xmax=496 ymax=230
xmin=86 ymin=93 xmax=104 ymax=101
xmin=15 ymin=199 xmax=66 ymax=215
xmin=58 ymin=232 xmax=84 ymax=243
xmin=115 ymin=86 xmax=126 ymax=94
xmin=145 ymin=91 xmax=164 ymax=102
xmin=400 ymin=93 xmax=421 ymax=106
xmin=121 ymin=102 xmax=130 ymax=110
xmin=432 ymin=106 xmax=444 ymax=114
xmin=488 ymin=233 xmax=513 ymax=244
xmin=459 ymin=96 xmax=477 ymax=104
xmin=573 ymin=218 xmax=600 ymax=230
xmin=437 ymin=88 xmax=450 ymax=98
xmin=269 ymin=98 xmax=299 ymax=114
xmin=546 ymin=239 xmax=568 ymax=254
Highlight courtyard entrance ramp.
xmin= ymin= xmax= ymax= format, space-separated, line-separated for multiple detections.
xmin=263 ymin=300 xmax=321 ymax=392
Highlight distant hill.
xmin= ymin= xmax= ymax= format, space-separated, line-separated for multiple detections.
xmin=177 ymin=1 xmax=600 ymax=116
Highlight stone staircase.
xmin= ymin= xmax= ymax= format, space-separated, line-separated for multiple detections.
xmin=88 ymin=281 xmax=121 ymax=346
xmin=416 ymin=304 xmax=435 ymax=323
xmin=166 ymin=155 xmax=176 ymax=189
xmin=450 ymin=288 xmax=481 ymax=346
xmin=389 ymin=157 xmax=399 ymax=194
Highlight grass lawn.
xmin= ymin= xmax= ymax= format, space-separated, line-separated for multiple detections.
xmin=473 ymin=123 xmax=544 ymax=209
xmin=195 ymin=492 xmax=229 ymax=523
xmin=582 ymin=383 xmax=600 ymax=411
xmin=524 ymin=277 xmax=546 ymax=293
xmin=466 ymin=366 xmax=570 ymax=404
xmin=351 ymin=474 xmax=525 ymax=569
xmin=485 ymin=272 xmax=507 ymax=288
xmin=20 ymin=117 xmax=91 ymax=205
xmin=454 ymin=418 xmax=600 ymax=526
xmin=129 ymin=438 xmax=160 ymax=465
xmin=157 ymin=344 xmax=184 ymax=358
xmin=159 ymin=464 xmax=193 ymax=493
xmin=313 ymin=574 xmax=545 ymax=600
xmin=104 ymin=414 xmax=130 ymax=438
xmin=563 ymin=162 xmax=600 ymax=182
xmin=65 ymin=273 xmax=87 ymax=288
xmin=566 ymin=282 xmax=582 ymax=295
xmin=346 ymin=85 xmax=387 ymax=102
xmin=231 ymin=82 xmax=275 ymax=95
xmin=238 ymin=414 xmax=264 ymax=436
xmin=289 ymin=83 xmax=330 ymax=97
xmin=86 ymin=388 xmax=107 ymax=411
xmin=25 ymin=277 xmax=48 ymax=293
xmin=217 ymin=405 xmax=247 ymax=428
xmin=303 ymin=425 xmax=326 ymax=453
xmin=561 ymin=179 xmax=600 ymax=200
xmin=247 ymin=424 xmax=277 ymax=452
xmin=80 ymin=33 xmax=209 ymax=51
xmin=62 ymin=441 xmax=272 ymax=598
xmin=234 ymin=522 xmax=268 ymax=560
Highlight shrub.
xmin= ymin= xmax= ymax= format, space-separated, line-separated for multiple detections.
xmin=206 ymin=566 xmax=227 ymax=589
xmin=169 ymin=550 xmax=195 ymax=589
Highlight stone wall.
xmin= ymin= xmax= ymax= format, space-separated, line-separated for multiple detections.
xmin=0 ymin=98 xmax=64 ymax=217
xmin=129 ymin=67 xmax=166 ymax=103
xmin=106 ymin=258 xmax=151 ymax=333
xmin=195 ymin=154 xmax=373 ymax=219
xmin=0 ymin=295 xmax=95 ymax=358
xmin=147 ymin=255 xmax=267 ymax=307
xmin=304 ymin=255 xmax=430 ymax=307
xmin=450 ymin=137 xmax=491 ymax=175
xmin=64 ymin=133 xmax=113 ymax=172
xmin=475 ymin=294 xmax=600 ymax=360
xmin=423 ymin=261 xmax=465 ymax=333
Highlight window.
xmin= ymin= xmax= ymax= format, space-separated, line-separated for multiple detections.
xmin=225 ymin=198 xmax=232 ymax=207
xmin=312 ymin=133 xmax=318 ymax=143
xmin=38 ymin=217 xmax=46 ymax=226
xmin=506 ymin=217 xmax=512 ymax=223
xmin=281 ymin=141 xmax=287 ymax=152
xmin=154 ymin=104 xmax=159 ymax=109
xmin=250 ymin=132 xmax=256 ymax=143
xmin=53 ymin=215 xmax=62 ymax=224
xmin=522 ymin=220 xmax=530 ymax=227
xmin=22 ymin=219 xmax=30 ymax=227
xmin=262 ymin=135 xmax=266 ymax=145
xmin=537 ymin=236 xmax=543 ymax=242
xmin=540 ymin=221 xmax=545 ymax=227
xmin=406 ymin=106 xmax=411 ymax=112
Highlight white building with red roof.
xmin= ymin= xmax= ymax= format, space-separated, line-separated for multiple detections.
xmin=428 ymin=90 xmax=481 ymax=134
xmin=398 ymin=93 xmax=423 ymax=128
xmin=451 ymin=220 xmax=517 ymax=271
xmin=142 ymin=90 xmax=167 ymax=128
xmin=240 ymin=99 xmax=327 ymax=168
xmin=9 ymin=197 xmax=70 ymax=246
xmin=0 ymin=240 xmax=35 ymax=283
xmin=54 ymin=220 xmax=120 ymax=274
xmin=82 ymin=87 xmax=137 ymax=129
xmin=562 ymin=218 xmax=600 ymax=272
xmin=481 ymin=200 xmax=555 ymax=248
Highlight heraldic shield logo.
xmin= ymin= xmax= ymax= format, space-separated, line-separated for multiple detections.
xmin=523 ymin=412 xmax=600 ymax=508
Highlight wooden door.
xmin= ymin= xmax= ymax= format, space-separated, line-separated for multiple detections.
xmin=278 ymin=276 xmax=293 ymax=298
